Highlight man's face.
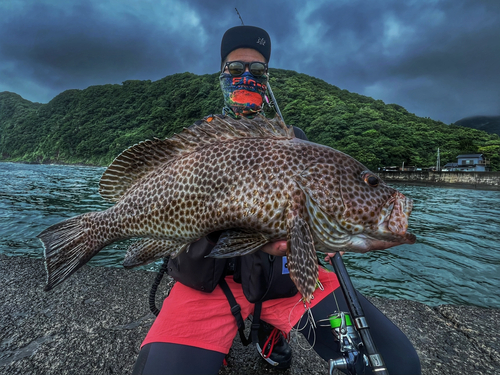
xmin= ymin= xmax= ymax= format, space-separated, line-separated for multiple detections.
xmin=220 ymin=47 xmax=268 ymax=117
xmin=223 ymin=48 xmax=267 ymax=74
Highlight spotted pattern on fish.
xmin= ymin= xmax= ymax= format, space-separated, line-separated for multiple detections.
xmin=38 ymin=115 xmax=416 ymax=301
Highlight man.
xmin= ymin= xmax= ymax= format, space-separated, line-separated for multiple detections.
xmin=132 ymin=26 xmax=421 ymax=375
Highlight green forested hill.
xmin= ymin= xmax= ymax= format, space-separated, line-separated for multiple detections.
xmin=1 ymin=69 xmax=499 ymax=170
xmin=454 ymin=116 xmax=500 ymax=136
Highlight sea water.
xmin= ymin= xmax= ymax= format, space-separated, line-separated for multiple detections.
xmin=1 ymin=162 xmax=499 ymax=308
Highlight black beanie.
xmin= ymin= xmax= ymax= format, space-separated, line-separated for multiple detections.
xmin=220 ymin=26 xmax=271 ymax=69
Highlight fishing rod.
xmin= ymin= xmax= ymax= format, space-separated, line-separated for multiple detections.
xmin=266 ymin=82 xmax=285 ymax=124
xmin=328 ymin=253 xmax=389 ymax=375
xmin=235 ymin=8 xmax=245 ymax=25
xmin=233 ymin=8 xmax=284 ymax=124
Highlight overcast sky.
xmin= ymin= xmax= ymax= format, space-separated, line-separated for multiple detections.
xmin=1 ymin=0 xmax=499 ymax=124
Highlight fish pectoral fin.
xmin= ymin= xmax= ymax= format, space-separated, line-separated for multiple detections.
xmin=286 ymin=209 xmax=318 ymax=303
xmin=206 ymin=230 xmax=268 ymax=258
xmin=123 ymin=239 xmax=188 ymax=268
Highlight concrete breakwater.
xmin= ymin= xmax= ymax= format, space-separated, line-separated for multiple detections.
xmin=378 ymin=171 xmax=500 ymax=190
xmin=1 ymin=254 xmax=499 ymax=375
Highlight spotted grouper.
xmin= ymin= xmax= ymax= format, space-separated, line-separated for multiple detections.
xmin=38 ymin=114 xmax=416 ymax=301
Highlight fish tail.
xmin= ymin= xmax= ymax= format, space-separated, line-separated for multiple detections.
xmin=37 ymin=212 xmax=108 ymax=291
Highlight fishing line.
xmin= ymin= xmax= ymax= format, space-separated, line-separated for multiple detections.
xmin=288 ymin=297 xmax=316 ymax=351
xmin=327 ymin=265 xmax=342 ymax=313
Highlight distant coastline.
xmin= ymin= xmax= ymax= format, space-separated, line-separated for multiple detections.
xmin=378 ymin=171 xmax=500 ymax=191
xmin=1 ymin=159 xmax=103 ymax=168
xmin=4 ymin=161 xmax=500 ymax=191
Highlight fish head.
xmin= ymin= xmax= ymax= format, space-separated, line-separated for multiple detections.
xmin=294 ymin=153 xmax=416 ymax=253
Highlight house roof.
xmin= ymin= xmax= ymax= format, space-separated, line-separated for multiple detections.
xmin=456 ymin=154 xmax=483 ymax=158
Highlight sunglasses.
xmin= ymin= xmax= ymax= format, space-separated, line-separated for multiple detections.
xmin=223 ymin=61 xmax=268 ymax=77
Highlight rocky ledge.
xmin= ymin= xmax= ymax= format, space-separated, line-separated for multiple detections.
xmin=0 ymin=254 xmax=498 ymax=375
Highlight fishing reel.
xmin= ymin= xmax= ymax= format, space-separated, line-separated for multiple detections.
xmin=320 ymin=312 xmax=369 ymax=375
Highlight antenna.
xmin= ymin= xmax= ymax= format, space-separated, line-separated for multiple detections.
xmin=437 ymin=148 xmax=441 ymax=171
xmin=235 ymin=8 xmax=244 ymax=25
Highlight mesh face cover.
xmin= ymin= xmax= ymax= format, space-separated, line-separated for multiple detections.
xmin=220 ymin=72 xmax=268 ymax=118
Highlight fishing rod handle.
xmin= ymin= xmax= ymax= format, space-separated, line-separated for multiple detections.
xmin=330 ymin=253 xmax=390 ymax=375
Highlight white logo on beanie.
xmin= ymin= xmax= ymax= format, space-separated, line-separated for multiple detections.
xmin=257 ymin=37 xmax=266 ymax=46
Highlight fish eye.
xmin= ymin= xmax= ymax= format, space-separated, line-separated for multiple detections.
xmin=363 ymin=173 xmax=379 ymax=187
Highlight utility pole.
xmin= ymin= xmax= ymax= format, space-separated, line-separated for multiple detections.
xmin=437 ymin=148 xmax=441 ymax=171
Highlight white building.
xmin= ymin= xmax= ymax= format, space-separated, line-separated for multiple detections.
xmin=443 ymin=154 xmax=490 ymax=172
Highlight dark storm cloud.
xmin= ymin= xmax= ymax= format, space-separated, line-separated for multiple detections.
xmin=0 ymin=0 xmax=498 ymax=124
xmin=281 ymin=0 xmax=500 ymax=123
xmin=183 ymin=0 xmax=299 ymax=64
xmin=0 ymin=1 xmax=204 ymax=100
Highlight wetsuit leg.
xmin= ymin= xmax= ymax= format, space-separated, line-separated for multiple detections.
xmin=132 ymin=342 xmax=226 ymax=375
xmin=299 ymin=288 xmax=421 ymax=375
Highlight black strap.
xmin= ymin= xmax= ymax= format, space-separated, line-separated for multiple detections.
xmin=149 ymin=257 xmax=170 ymax=316
xmin=251 ymin=299 xmax=262 ymax=346
xmin=219 ymin=278 xmax=253 ymax=346
xmin=149 ymin=255 xmax=261 ymax=347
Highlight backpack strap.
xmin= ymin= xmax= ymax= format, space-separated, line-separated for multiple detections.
xmin=149 ymin=256 xmax=170 ymax=316
xmin=251 ymin=299 xmax=262 ymax=346
xmin=149 ymin=256 xmax=263 ymax=348
xmin=219 ymin=278 xmax=255 ymax=346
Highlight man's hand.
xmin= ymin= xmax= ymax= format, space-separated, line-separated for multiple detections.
xmin=261 ymin=240 xmax=288 ymax=257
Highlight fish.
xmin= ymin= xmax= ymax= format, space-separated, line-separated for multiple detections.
xmin=37 ymin=114 xmax=416 ymax=301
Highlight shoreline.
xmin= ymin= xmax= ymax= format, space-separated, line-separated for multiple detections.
xmin=378 ymin=171 xmax=500 ymax=191
xmin=3 ymin=160 xmax=500 ymax=192
xmin=385 ymin=179 xmax=500 ymax=191
xmin=1 ymin=254 xmax=499 ymax=374
xmin=0 ymin=159 xmax=105 ymax=168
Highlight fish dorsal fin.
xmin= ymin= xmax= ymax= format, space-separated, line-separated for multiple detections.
xmin=99 ymin=114 xmax=295 ymax=202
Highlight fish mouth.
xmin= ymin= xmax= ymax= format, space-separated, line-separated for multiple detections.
xmin=345 ymin=232 xmax=416 ymax=253
xmin=342 ymin=226 xmax=416 ymax=253
xmin=376 ymin=192 xmax=413 ymax=236
xmin=339 ymin=192 xmax=416 ymax=252
xmin=384 ymin=192 xmax=413 ymax=235
xmin=363 ymin=192 xmax=416 ymax=248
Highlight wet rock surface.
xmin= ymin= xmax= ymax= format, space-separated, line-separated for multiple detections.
xmin=1 ymin=254 xmax=498 ymax=374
